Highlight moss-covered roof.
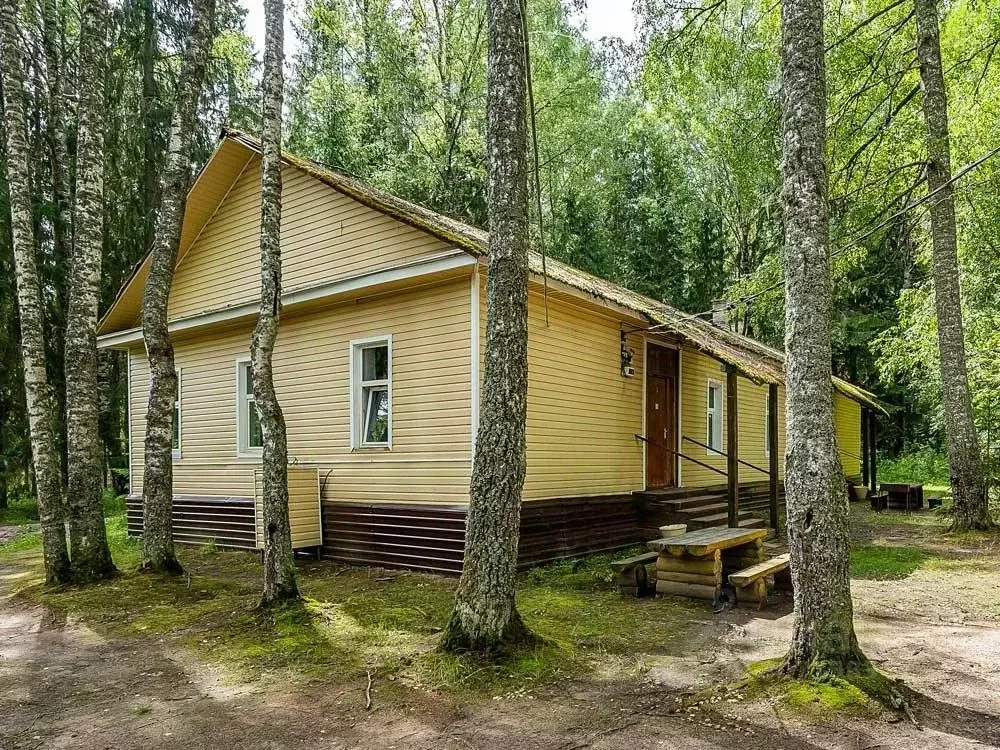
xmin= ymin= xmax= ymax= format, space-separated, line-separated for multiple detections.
xmin=225 ymin=129 xmax=884 ymax=413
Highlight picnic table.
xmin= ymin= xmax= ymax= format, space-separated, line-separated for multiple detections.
xmin=882 ymin=482 xmax=924 ymax=511
xmin=647 ymin=527 xmax=768 ymax=603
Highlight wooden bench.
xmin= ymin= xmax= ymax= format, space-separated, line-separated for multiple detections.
xmin=611 ymin=551 xmax=658 ymax=597
xmin=728 ymin=553 xmax=790 ymax=609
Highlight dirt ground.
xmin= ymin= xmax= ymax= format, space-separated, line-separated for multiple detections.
xmin=2 ymin=508 xmax=1000 ymax=750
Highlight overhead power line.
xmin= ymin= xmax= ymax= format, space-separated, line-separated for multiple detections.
xmin=644 ymin=144 xmax=1000 ymax=332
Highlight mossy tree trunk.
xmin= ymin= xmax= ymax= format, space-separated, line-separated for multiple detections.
xmin=253 ymin=0 xmax=299 ymax=606
xmin=778 ymin=0 xmax=869 ymax=679
xmin=140 ymin=0 xmax=217 ymax=573
xmin=914 ymin=0 xmax=993 ymax=533
xmin=0 ymin=0 xmax=71 ymax=584
xmin=441 ymin=0 xmax=534 ymax=654
xmin=65 ymin=0 xmax=117 ymax=582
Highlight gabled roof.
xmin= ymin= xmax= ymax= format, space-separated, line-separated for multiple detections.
xmin=100 ymin=129 xmax=883 ymax=412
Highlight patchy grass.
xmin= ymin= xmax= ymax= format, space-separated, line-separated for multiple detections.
xmin=851 ymin=545 xmax=932 ymax=580
xmin=0 ymin=530 xmax=43 ymax=553
xmin=6 ymin=530 xmax=699 ymax=697
xmin=0 ymin=497 xmax=39 ymax=526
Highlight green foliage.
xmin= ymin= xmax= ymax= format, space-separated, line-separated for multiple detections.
xmin=879 ymin=448 xmax=950 ymax=486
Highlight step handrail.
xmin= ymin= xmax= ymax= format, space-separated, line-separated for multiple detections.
xmin=681 ymin=435 xmax=771 ymax=477
xmin=634 ymin=434 xmax=727 ymax=478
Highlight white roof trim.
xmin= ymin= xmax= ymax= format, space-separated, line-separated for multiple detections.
xmin=99 ymin=249 xmax=475 ymax=349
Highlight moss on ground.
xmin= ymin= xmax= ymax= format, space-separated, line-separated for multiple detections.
xmin=742 ymin=658 xmax=888 ymax=718
xmin=5 ymin=521 xmax=697 ymax=696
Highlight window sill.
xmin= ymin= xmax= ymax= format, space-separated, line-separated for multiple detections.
xmin=172 ymin=450 xmax=182 ymax=460
xmin=352 ymin=444 xmax=391 ymax=452
xmin=236 ymin=451 xmax=263 ymax=460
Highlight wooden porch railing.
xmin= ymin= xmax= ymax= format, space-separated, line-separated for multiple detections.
xmin=633 ymin=434 xmax=726 ymax=477
xmin=681 ymin=435 xmax=771 ymax=477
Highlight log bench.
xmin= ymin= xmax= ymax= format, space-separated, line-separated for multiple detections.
xmin=728 ymin=553 xmax=790 ymax=609
xmin=610 ymin=551 xmax=658 ymax=597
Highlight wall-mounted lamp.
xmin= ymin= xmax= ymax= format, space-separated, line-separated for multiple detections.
xmin=620 ymin=332 xmax=635 ymax=378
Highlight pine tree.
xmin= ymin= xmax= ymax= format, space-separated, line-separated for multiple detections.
xmin=253 ymin=0 xmax=299 ymax=605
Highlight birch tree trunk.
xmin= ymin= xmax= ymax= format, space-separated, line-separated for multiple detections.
xmin=253 ymin=0 xmax=299 ymax=606
xmin=140 ymin=0 xmax=217 ymax=573
xmin=1 ymin=0 xmax=71 ymax=584
xmin=64 ymin=0 xmax=116 ymax=581
xmin=40 ymin=0 xmax=73 ymax=297
xmin=441 ymin=0 xmax=534 ymax=654
xmin=779 ymin=0 xmax=868 ymax=678
xmin=914 ymin=0 xmax=993 ymax=532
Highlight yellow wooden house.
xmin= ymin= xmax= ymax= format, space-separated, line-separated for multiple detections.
xmin=97 ymin=131 xmax=881 ymax=574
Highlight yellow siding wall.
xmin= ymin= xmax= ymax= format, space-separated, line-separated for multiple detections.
xmin=678 ymin=347 xmax=788 ymax=488
xmin=521 ymin=288 xmax=646 ymax=499
xmin=129 ymin=277 xmax=474 ymax=504
xmin=254 ymin=466 xmax=323 ymax=548
xmin=834 ymin=393 xmax=863 ymax=477
xmin=166 ymin=161 xmax=453 ymax=321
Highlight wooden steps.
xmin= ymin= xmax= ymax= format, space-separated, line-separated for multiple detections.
xmin=634 ymin=485 xmax=771 ymax=533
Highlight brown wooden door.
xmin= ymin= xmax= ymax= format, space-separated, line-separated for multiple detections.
xmin=647 ymin=377 xmax=668 ymax=487
xmin=646 ymin=345 xmax=678 ymax=488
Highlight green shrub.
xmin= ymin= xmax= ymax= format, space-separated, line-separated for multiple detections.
xmin=878 ymin=448 xmax=949 ymax=486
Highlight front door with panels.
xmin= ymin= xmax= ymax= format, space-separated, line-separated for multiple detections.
xmin=645 ymin=344 xmax=679 ymax=488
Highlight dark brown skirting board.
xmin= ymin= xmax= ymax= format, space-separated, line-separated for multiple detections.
xmin=125 ymin=495 xmax=257 ymax=551
xmin=320 ymin=495 xmax=642 ymax=575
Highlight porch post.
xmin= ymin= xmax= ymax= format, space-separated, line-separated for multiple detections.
xmin=726 ymin=367 xmax=739 ymax=528
xmin=768 ymin=383 xmax=779 ymax=531
xmin=868 ymin=412 xmax=878 ymax=493
xmin=861 ymin=408 xmax=870 ymax=488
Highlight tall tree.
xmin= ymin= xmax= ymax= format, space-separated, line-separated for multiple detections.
xmin=441 ymin=0 xmax=534 ymax=653
xmin=253 ymin=0 xmax=299 ymax=605
xmin=64 ymin=0 xmax=117 ymax=581
xmin=140 ymin=0 xmax=217 ymax=573
xmin=778 ymin=0 xmax=868 ymax=677
xmin=0 ymin=0 xmax=71 ymax=584
xmin=913 ymin=0 xmax=992 ymax=532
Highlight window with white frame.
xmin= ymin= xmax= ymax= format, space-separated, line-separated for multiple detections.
xmin=351 ymin=337 xmax=391 ymax=448
xmin=172 ymin=368 xmax=182 ymax=458
xmin=237 ymin=360 xmax=263 ymax=455
xmin=706 ymin=380 xmax=723 ymax=453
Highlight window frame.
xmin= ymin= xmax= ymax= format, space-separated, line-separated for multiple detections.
xmin=172 ymin=367 xmax=182 ymax=460
xmin=349 ymin=335 xmax=393 ymax=450
xmin=706 ymin=379 xmax=724 ymax=455
xmin=235 ymin=358 xmax=263 ymax=458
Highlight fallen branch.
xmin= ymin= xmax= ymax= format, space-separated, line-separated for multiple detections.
xmin=364 ymin=669 xmax=374 ymax=711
